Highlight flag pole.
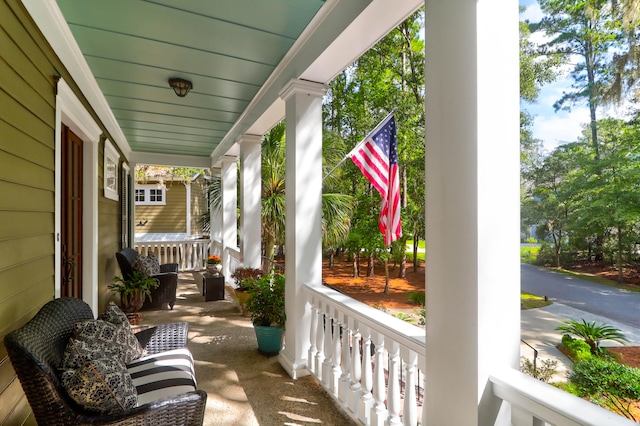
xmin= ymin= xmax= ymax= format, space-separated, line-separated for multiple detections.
xmin=322 ymin=108 xmax=397 ymax=182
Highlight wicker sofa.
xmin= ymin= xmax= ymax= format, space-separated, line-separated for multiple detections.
xmin=4 ymin=297 xmax=207 ymax=425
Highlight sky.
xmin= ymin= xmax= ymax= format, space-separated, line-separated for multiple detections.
xmin=519 ymin=0 xmax=592 ymax=153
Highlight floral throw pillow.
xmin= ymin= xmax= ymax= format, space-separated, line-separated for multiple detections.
xmin=61 ymin=357 xmax=137 ymax=414
xmin=99 ymin=301 xmax=130 ymax=328
xmin=133 ymin=252 xmax=160 ymax=276
xmin=73 ymin=319 xmax=144 ymax=364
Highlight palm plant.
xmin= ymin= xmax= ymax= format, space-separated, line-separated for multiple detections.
xmin=556 ymin=319 xmax=628 ymax=354
xmin=261 ymin=121 xmax=354 ymax=267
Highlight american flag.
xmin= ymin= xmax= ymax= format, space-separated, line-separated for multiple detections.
xmin=349 ymin=114 xmax=402 ymax=246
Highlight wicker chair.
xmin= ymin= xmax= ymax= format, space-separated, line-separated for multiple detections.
xmin=4 ymin=297 xmax=207 ymax=425
xmin=116 ymin=248 xmax=178 ymax=310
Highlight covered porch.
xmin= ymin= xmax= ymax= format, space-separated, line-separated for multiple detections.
xmin=21 ymin=0 xmax=636 ymax=424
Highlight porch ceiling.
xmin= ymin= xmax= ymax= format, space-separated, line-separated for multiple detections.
xmin=28 ymin=0 xmax=423 ymax=166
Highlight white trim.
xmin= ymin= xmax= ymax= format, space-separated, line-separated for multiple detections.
xmin=186 ymin=182 xmax=192 ymax=235
xmin=22 ymin=0 xmax=130 ymax=159
xmin=135 ymin=185 xmax=167 ymax=206
xmin=103 ymin=139 xmax=120 ymax=201
xmin=55 ymin=78 xmax=101 ymax=316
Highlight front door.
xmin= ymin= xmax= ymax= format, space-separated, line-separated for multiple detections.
xmin=61 ymin=125 xmax=83 ymax=299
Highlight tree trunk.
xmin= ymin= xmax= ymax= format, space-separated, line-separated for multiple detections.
xmin=353 ymin=253 xmax=360 ymax=278
xmin=367 ymin=254 xmax=375 ymax=277
xmin=383 ymin=261 xmax=390 ymax=294
xmin=329 ymin=248 xmax=335 ymax=269
xmin=413 ymin=234 xmax=419 ymax=272
xmin=399 ymin=251 xmax=406 ymax=278
xmin=618 ymin=225 xmax=624 ymax=283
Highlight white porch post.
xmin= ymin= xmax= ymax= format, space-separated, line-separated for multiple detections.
xmin=424 ymin=0 xmax=520 ymax=425
xmin=221 ymin=156 xmax=237 ymax=279
xmin=128 ymin=161 xmax=137 ymax=246
xmin=239 ymin=135 xmax=262 ymax=270
xmin=209 ymin=167 xmax=223 ymax=245
xmin=278 ymin=79 xmax=327 ymax=379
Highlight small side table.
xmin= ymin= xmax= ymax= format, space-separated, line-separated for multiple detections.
xmin=203 ymin=273 xmax=225 ymax=301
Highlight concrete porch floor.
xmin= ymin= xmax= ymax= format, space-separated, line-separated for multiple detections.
xmin=139 ymin=273 xmax=357 ymax=426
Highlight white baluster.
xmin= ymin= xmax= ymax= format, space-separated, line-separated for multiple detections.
xmin=308 ymin=302 xmax=318 ymax=376
xmin=331 ymin=316 xmax=342 ymax=396
xmin=322 ymin=311 xmax=333 ymax=388
xmin=349 ymin=330 xmax=362 ymax=417
xmin=339 ymin=325 xmax=352 ymax=406
xmin=402 ymin=351 xmax=417 ymax=426
xmin=387 ymin=342 xmax=402 ymax=426
xmin=359 ymin=326 xmax=373 ymax=425
xmin=315 ymin=308 xmax=325 ymax=380
xmin=370 ymin=333 xmax=388 ymax=426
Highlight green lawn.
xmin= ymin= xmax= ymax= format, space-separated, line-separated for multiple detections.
xmin=521 ymin=292 xmax=552 ymax=309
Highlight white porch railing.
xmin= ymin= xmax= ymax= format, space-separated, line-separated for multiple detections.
xmin=303 ymin=283 xmax=638 ymax=426
xmin=490 ymin=368 xmax=637 ymax=426
xmin=303 ymin=283 xmax=426 ymax=426
xmin=134 ymin=239 xmax=210 ymax=271
xmin=209 ymin=240 xmax=242 ymax=284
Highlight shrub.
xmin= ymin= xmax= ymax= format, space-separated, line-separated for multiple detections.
xmin=231 ymin=267 xmax=263 ymax=291
xmin=561 ymin=334 xmax=593 ymax=362
xmin=408 ymin=291 xmax=425 ymax=306
xmin=392 ymin=312 xmax=415 ymax=323
xmin=556 ymin=319 xmax=628 ymax=355
xmin=569 ymin=358 xmax=640 ymax=420
xmin=520 ymin=357 xmax=558 ymax=383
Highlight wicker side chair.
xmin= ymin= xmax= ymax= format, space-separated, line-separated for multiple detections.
xmin=4 ymin=297 xmax=207 ymax=425
xmin=116 ymin=248 xmax=179 ymax=310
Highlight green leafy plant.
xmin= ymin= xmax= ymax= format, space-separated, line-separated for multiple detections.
xmin=245 ymin=274 xmax=286 ymax=327
xmin=560 ymin=334 xmax=593 ymax=362
xmin=231 ymin=267 xmax=263 ymax=291
xmin=556 ymin=319 xmax=628 ymax=355
xmin=407 ymin=291 xmax=425 ymax=306
xmin=569 ymin=358 xmax=640 ymax=421
xmin=392 ymin=312 xmax=415 ymax=323
xmin=108 ymin=271 xmax=159 ymax=312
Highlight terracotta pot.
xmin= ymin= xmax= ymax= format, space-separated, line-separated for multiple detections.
xmin=121 ymin=289 xmax=145 ymax=313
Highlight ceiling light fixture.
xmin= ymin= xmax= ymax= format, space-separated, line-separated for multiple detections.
xmin=168 ymin=78 xmax=192 ymax=97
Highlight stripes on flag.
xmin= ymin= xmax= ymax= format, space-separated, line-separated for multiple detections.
xmin=349 ymin=114 xmax=402 ymax=246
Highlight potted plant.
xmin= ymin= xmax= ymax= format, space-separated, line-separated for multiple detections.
xmin=108 ymin=271 xmax=159 ymax=315
xmin=244 ymin=273 xmax=286 ymax=355
xmin=231 ymin=267 xmax=263 ymax=316
xmin=206 ymin=255 xmax=222 ymax=275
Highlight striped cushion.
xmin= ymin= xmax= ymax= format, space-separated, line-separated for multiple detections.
xmin=127 ymin=348 xmax=197 ymax=406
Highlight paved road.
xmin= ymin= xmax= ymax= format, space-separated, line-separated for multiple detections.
xmin=521 ymin=263 xmax=640 ymax=329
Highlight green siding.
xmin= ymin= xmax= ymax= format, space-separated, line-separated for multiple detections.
xmin=0 ymin=2 xmax=57 ymax=422
xmin=135 ymin=183 xmax=188 ymax=233
xmin=0 ymin=2 xmax=124 ymax=423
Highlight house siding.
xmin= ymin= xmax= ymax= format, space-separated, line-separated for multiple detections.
xmin=0 ymin=2 xmax=57 ymax=424
xmin=0 ymin=2 xmax=123 ymax=423
xmin=135 ymin=182 xmax=187 ymax=234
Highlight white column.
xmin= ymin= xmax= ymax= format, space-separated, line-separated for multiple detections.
xmin=221 ymin=156 xmax=237 ymax=279
xmin=278 ymin=79 xmax=327 ymax=379
xmin=128 ymin=161 xmax=137 ymax=246
xmin=239 ymin=134 xmax=262 ymax=270
xmin=424 ymin=0 xmax=520 ymax=425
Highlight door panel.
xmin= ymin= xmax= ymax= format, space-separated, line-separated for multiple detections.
xmin=61 ymin=125 xmax=83 ymax=299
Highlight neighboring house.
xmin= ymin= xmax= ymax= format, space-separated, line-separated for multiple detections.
xmin=134 ymin=172 xmax=208 ymax=237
